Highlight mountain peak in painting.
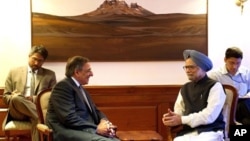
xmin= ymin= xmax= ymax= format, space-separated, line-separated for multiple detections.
xmin=85 ymin=0 xmax=155 ymax=17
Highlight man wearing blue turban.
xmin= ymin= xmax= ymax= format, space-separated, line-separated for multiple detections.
xmin=162 ymin=50 xmax=226 ymax=141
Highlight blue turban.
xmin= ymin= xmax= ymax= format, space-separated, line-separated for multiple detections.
xmin=183 ymin=50 xmax=213 ymax=72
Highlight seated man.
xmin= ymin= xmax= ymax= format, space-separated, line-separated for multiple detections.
xmin=46 ymin=56 xmax=120 ymax=141
xmin=209 ymin=47 xmax=250 ymax=124
xmin=3 ymin=45 xmax=57 ymax=141
xmin=162 ymin=50 xmax=226 ymax=141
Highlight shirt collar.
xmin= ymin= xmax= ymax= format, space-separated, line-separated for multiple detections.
xmin=221 ymin=66 xmax=228 ymax=75
xmin=71 ymin=77 xmax=81 ymax=87
xmin=28 ymin=66 xmax=38 ymax=74
xmin=222 ymin=65 xmax=243 ymax=76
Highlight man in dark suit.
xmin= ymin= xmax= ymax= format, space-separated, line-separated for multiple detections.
xmin=46 ymin=56 xmax=120 ymax=141
xmin=3 ymin=45 xmax=57 ymax=141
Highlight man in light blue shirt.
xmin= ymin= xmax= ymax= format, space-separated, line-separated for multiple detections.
xmin=209 ymin=47 xmax=250 ymax=125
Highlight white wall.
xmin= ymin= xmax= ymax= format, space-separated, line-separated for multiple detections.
xmin=0 ymin=0 xmax=31 ymax=87
xmin=1 ymin=0 xmax=250 ymax=87
xmin=208 ymin=0 xmax=250 ymax=68
xmin=43 ymin=61 xmax=187 ymax=85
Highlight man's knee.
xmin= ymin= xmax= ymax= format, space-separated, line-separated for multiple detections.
xmin=11 ymin=95 xmax=25 ymax=103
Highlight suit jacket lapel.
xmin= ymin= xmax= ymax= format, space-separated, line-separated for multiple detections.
xmin=75 ymin=86 xmax=86 ymax=106
xmin=65 ymin=78 xmax=85 ymax=105
xmin=76 ymin=85 xmax=94 ymax=114
xmin=20 ymin=67 xmax=28 ymax=94
xmin=83 ymin=88 xmax=99 ymax=122
xmin=35 ymin=68 xmax=44 ymax=94
xmin=79 ymin=86 xmax=99 ymax=122
xmin=83 ymin=89 xmax=95 ymax=110
xmin=66 ymin=78 xmax=99 ymax=122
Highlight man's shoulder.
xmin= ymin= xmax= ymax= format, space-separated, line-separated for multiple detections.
xmin=9 ymin=66 xmax=26 ymax=72
xmin=41 ymin=67 xmax=55 ymax=74
xmin=208 ymin=67 xmax=225 ymax=77
xmin=210 ymin=66 xmax=224 ymax=72
xmin=239 ymin=66 xmax=250 ymax=72
xmin=54 ymin=78 xmax=76 ymax=89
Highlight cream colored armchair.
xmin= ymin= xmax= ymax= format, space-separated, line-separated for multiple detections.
xmin=2 ymin=110 xmax=31 ymax=141
xmin=36 ymin=88 xmax=53 ymax=141
xmin=222 ymin=84 xmax=241 ymax=140
xmin=169 ymin=84 xmax=240 ymax=141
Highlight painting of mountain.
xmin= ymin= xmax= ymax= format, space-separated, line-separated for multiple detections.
xmin=32 ymin=0 xmax=207 ymax=62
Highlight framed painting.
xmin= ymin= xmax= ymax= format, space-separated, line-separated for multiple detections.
xmin=31 ymin=0 xmax=207 ymax=62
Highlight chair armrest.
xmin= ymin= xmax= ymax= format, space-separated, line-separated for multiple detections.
xmin=169 ymin=125 xmax=183 ymax=139
xmin=235 ymin=121 xmax=243 ymax=125
xmin=171 ymin=125 xmax=183 ymax=132
xmin=37 ymin=123 xmax=53 ymax=134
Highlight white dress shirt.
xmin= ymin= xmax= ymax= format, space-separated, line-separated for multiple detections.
xmin=208 ymin=65 xmax=250 ymax=98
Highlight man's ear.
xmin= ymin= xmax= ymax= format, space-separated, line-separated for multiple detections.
xmin=74 ymin=69 xmax=80 ymax=76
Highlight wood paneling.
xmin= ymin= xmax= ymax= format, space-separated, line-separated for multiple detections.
xmin=0 ymin=88 xmax=8 ymax=137
xmin=85 ymin=85 xmax=181 ymax=141
xmin=0 ymin=85 xmax=181 ymax=141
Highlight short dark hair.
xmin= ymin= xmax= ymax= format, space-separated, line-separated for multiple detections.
xmin=65 ymin=56 xmax=89 ymax=77
xmin=29 ymin=45 xmax=48 ymax=60
xmin=225 ymin=47 xmax=243 ymax=59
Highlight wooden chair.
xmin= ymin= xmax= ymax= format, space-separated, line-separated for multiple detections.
xmin=2 ymin=108 xmax=32 ymax=141
xmin=222 ymin=84 xmax=241 ymax=140
xmin=169 ymin=84 xmax=239 ymax=141
xmin=36 ymin=88 xmax=53 ymax=141
xmin=36 ymin=88 xmax=163 ymax=141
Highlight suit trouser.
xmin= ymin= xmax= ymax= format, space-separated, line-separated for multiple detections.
xmin=8 ymin=94 xmax=39 ymax=141
xmin=174 ymin=130 xmax=224 ymax=141
xmin=53 ymin=128 xmax=120 ymax=141
xmin=236 ymin=98 xmax=250 ymax=125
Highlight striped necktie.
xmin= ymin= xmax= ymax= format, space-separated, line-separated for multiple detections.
xmin=79 ymin=86 xmax=92 ymax=112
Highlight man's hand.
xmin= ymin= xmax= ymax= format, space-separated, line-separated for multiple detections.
xmin=96 ymin=119 xmax=117 ymax=138
xmin=106 ymin=121 xmax=117 ymax=138
xmin=11 ymin=90 xmax=21 ymax=96
xmin=240 ymin=93 xmax=250 ymax=99
xmin=25 ymin=96 xmax=33 ymax=102
xmin=162 ymin=108 xmax=182 ymax=127
xmin=96 ymin=120 xmax=109 ymax=137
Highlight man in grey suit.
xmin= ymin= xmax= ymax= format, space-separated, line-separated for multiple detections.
xmin=46 ymin=56 xmax=120 ymax=141
xmin=3 ymin=45 xmax=57 ymax=141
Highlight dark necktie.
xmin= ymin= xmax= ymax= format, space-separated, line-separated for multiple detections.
xmin=79 ymin=86 xmax=92 ymax=112
xmin=30 ymin=71 xmax=35 ymax=95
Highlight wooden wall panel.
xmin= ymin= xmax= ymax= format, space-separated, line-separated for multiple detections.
xmin=100 ymin=106 xmax=157 ymax=130
xmin=0 ymin=88 xmax=8 ymax=137
xmin=0 ymin=85 xmax=181 ymax=141
xmin=85 ymin=85 xmax=181 ymax=141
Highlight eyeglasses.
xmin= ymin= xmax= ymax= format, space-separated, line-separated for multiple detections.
xmin=183 ymin=65 xmax=198 ymax=70
xmin=31 ymin=56 xmax=44 ymax=63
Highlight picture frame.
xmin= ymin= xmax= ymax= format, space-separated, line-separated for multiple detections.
xmin=32 ymin=0 xmax=207 ymax=62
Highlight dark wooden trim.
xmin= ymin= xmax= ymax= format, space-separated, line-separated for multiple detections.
xmin=0 ymin=85 xmax=181 ymax=140
xmin=223 ymin=84 xmax=238 ymax=125
xmin=84 ymin=85 xmax=181 ymax=140
xmin=0 ymin=88 xmax=7 ymax=108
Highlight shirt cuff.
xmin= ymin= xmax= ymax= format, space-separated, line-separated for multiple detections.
xmin=181 ymin=115 xmax=190 ymax=125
